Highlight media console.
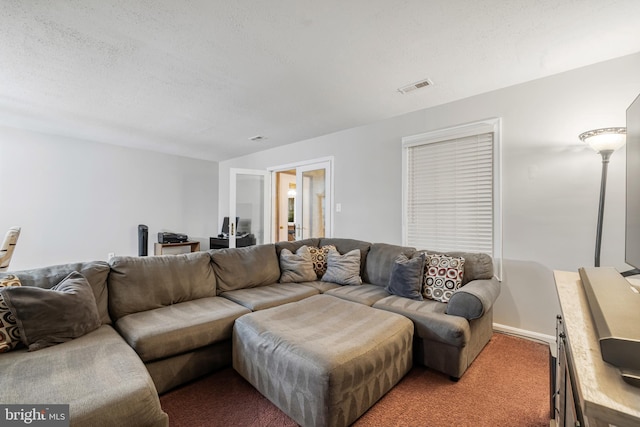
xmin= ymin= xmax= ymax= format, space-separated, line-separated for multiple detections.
xmin=209 ymin=235 xmax=256 ymax=250
xmin=554 ymin=270 xmax=640 ymax=427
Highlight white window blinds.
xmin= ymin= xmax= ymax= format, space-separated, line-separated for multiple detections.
xmin=405 ymin=132 xmax=494 ymax=254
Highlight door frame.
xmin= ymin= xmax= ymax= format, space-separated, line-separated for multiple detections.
xmin=268 ymin=156 xmax=334 ymax=242
xmin=229 ymin=168 xmax=271 ymax=248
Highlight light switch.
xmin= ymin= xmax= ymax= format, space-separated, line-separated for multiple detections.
xmin=336 ymin=203 xmax=342 ymax=213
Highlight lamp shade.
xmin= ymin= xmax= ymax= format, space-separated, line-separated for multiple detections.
xmin=579 ymin=127 xmax=626 ymax=153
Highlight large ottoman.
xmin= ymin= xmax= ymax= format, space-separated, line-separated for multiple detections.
xmin=232 ymin=294 xmax=414 ymax=427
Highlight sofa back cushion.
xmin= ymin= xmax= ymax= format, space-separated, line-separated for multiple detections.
xmin=318 ymin=238 xmax=371 ymax=276
xmin=414 ymin=250 xmax=493 ymax=285
xmin=108 ymin=252 xmax=216 ymax=320
xmin=210 ymin=244 xmax=280 ymax=294
xmin=363 ymin=243 xmax=416 ymax=287
xmin=0 ymin=261 xmax=111 ymax=325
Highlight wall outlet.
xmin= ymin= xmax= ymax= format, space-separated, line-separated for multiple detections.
xmin=108 ymin=252 xmax=115 ymax=260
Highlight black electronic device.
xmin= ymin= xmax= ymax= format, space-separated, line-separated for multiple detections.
xmin=138 ymin=224 xmax=148 ymax=256
xmin=158 ymin=232 xmax=189 ymax=244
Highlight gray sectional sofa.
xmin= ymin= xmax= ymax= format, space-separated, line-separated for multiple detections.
xmin=0 ymin=238 xmax=500 ymax=426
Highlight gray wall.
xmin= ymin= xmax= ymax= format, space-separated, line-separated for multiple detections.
xmin=0 ymin=127 xmax=219 ymax=270
xmin=219 ymin=52 xmax=640 ymax=337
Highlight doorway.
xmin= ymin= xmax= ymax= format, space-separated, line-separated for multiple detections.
xmin=272 ymin=159 xmax=333 ymax=242
xmin=229 ymin=168 xmax=270 ymax=248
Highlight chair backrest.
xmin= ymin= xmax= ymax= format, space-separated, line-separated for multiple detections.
xmin=0 ymin=227 xmax=21 ymax=272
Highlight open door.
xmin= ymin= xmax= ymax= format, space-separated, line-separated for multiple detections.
xmin=272 ymin=160 xmax=332 ymax=242
xmin=229 ymin=169 xmax=270 ymax=248
xmin=295 ymin=161 xmax=331 ymax=240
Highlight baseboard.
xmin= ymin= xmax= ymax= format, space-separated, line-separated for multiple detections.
xmin=493 ymin=323 xmax=556 ymax=357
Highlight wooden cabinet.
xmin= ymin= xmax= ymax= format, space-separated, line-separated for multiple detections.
xmin=554 ymin=271 xmax=640 ymax=427
xmin=555 ymin=315 xmax=583 ymax=426
xmin=154 ymin=241 xmax=200 ymax=255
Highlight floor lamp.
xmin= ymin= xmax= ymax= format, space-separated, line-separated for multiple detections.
xmin=579 ymin=127 xmax=626 ymax=267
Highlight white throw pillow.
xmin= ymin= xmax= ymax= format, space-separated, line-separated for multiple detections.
xmin=279 ymin=246 xmax=318 ymax=283
xmin=321 ymin=249 xmax=362 ymax=286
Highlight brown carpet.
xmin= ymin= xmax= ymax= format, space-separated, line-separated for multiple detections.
xmin=160 ymin=333 xmax=550 ymax=426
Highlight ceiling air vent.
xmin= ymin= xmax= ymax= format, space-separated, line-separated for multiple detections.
xmin=398 ymin=78 xmax=433 ymax=94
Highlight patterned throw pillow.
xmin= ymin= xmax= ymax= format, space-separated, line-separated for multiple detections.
xmin=0 ymin=275 xmax=21 ymax=288
xmin=423 ymin=254 xmax=465 ymax=303
xmin=307 ymin=245 xmax=336 ymax=279
xmin=0 ymin=275 xmax=22 ymax=353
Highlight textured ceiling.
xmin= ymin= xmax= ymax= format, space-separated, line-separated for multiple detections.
xmin=1 ymin=1 xmax=640 ymax=161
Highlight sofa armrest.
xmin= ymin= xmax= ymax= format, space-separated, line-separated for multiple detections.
xmin=445 ymin=278 xmax=500 ymax=320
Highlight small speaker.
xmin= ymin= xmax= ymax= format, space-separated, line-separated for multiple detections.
xmin=138 ymin=224 xmax=148 ymax=256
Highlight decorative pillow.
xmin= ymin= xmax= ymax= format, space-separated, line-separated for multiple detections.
xmin=0 ymin=274 xmax=21 ymax=288
xmin=321 ymin=248 xmax=362 ymax=286
xmin=279 ymin=246 xmax=317 ymax=283
xmin=423 ymin=254 xmax=465 ymax=303
xmin=1 ymin=271 xmax=101 ymax=351
xmin=308 ymin=245 xmax=336 ymax=278
xmin=385 ymin=253 xmax=425 ymax=301
xmin=0 ymin=292 xmax=21 ymax=353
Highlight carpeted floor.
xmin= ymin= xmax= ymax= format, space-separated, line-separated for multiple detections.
xmin=160 ymin=333 xmax=551 ymax=426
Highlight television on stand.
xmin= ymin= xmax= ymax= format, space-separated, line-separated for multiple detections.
xmin=578 ymin=92 xmax=640 ymax=388
xmin=625 ymin=92 xmax=640 ymax=276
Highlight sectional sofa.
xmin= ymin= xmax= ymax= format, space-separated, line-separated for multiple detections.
xmin=0 ymin=238 xmax=500 ymax=426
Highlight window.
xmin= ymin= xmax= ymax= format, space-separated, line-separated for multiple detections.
xmin=402 ymin=118 xmax=502 ymax=279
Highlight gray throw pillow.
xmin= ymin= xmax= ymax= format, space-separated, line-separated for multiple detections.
xmin=385 ymin=253 xmax=425 ymax=301
xmin=321 ymin=249 xmax=362 ymax=286
xmin=1 ymin=271 xmax=101 ymax=351
xmin=279 ymin=246 xmax=317 ymax=283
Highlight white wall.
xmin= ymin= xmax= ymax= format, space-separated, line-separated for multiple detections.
xmin=219 ymin=52 xmax=640 ymax=338
xmin=0 ymin=127 xmax=218 ymax=270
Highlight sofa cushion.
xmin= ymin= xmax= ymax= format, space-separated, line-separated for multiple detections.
xmin=321 ymin=249 xmax=362 ymax=286
xmin=363 ymin=243 xmax=416 ymax=287
xmin=385 ymin=253 xmax=425 ymax=301
xmin=0 ymin=261 xmax=111 ymax=325
xmin=2 ymin=271 xmax=101 ymax=351
xmin=220 ymin=283 xmax=319 ymax=311
xmin=115 ymin=297 xmax=250 ymax=363
xmin=298 ymin=280 xmax=341 ymax=293
xmin=210 ymin=244 xmax=280 ymax=294
xmin=0 ymin=325 xmax=168 ymax=426
xmin=319 ymin=238 xmax=371 ymax=276
xmin=422 ymin=254 xmax=465 ymax=303
xmin=108 ymin=252 xmax=216 ymax=320
xmin=325 ymin=284 xmax=390 ymax=306
xmin=279 ymin=246 xmax=317 ymax=283
xmin=373 ymin=295 xmax=470 ymax=347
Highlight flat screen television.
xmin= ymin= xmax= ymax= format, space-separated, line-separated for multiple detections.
xmin=625 ymin=93 xmax=640 ymax=274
